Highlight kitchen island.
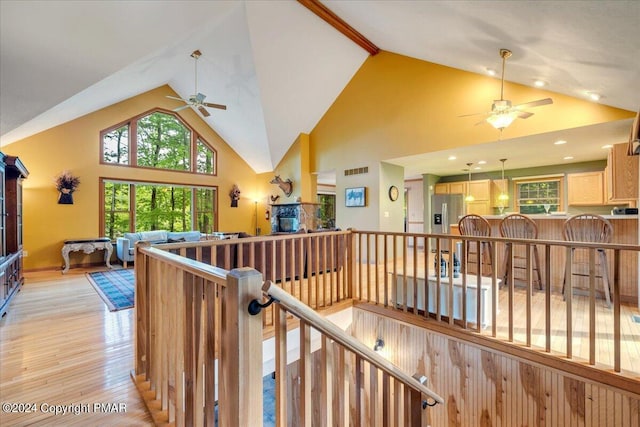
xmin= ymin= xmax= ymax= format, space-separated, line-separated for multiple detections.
xmin=453 ymin=214 xmax=638 ymax=303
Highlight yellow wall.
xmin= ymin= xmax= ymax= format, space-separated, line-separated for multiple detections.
xmin=5 ymin=85 xmax=260 ymax=270
xmin=310 ymin=50 xmax=634 ymax=230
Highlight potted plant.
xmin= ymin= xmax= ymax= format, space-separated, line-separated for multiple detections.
xmin=54 ymin=170 xmax=80 ymax=204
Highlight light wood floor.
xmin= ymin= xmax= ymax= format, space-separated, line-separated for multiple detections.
xmin=0 ymin=267 xmax=153 ymax=426
xmin=363 ymin=248 xmax=640 ymax=377
xmin=2 ymin=263 xmax=638 ymax=426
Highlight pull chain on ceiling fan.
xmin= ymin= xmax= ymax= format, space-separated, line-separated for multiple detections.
xmin=459 ymin=48 xmax=553 ymax=131
xmin=166 ymin=49 xmax=227 ymax=117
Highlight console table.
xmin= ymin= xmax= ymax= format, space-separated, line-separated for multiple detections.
xmin=62 ymin=237 xmax=113 ymax=274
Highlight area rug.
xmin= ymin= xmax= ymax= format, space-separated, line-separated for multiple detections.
xmin=86 ymin=268 xmax=135 ymax=311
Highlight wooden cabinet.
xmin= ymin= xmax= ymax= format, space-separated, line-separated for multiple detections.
xmin=434 ymin=181 xmax=466 ymax=195
xmin=436 ymin=179 xmax=491 ymax=214
xmin=0 ymin=153 xmax=28 ymax=318
xmin=567 ymin=171 xmax=605 ymax=205
xmin=606 ymin=142 xmax=638 ymax=202
xmin=491 ymin=179 xmax=509 ymax=208
xmin=466 ymin=200 xmax=491 ymax=215
xmin=449 ymin=182 xmax=466 ymax=195
xmin=468 ymin=179 xmax=490 ymax=200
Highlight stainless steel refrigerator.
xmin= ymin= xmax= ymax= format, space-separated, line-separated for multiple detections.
xmin=431 ymin=193 xmax=465 ymax=234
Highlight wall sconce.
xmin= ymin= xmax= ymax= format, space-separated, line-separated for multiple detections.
xmin=373 ymin=338 xmax=384 ymax=352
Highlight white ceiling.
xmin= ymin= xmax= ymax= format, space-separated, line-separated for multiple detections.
xmin=1 ymin=1 xmax=638 ymax=177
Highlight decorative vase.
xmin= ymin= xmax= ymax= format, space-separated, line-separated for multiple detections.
xmin=58 ymin=190 xmax=73 ymax=204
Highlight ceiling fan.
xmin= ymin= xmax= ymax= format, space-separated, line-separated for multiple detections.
xmin=166 ymin=50 xmax=227 ymax=117
xmin=460 ymin=48 xmax=552 ymax=130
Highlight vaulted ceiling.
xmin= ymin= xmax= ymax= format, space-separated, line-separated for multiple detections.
xmin=1 ymin=1 xmax=638 ymax=175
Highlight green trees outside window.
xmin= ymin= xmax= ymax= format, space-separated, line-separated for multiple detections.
xmin=517 ymin=179 xmax=561 ymax=214
xmin=101 ymin=110 xmax=216 ymax=175
xmin=100 ymin=110 xmax=219 ymax=239
xmin=317 ymin=193 xmax=336 ymax=229
xmin=102 ymin=180 xmax=217 ymax=239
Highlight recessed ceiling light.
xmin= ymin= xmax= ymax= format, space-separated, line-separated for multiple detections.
xmin=478 ymin=160 xmax=486 ymax=165
xmin=602 ymin=144 xmax=613 ymax=149
xmin=588 ymin=92 xmax=601 ymax=101
xmin=554 ymin=140 xmax=567 ymax=145
xmin=563 ymin=156 xmax=574 ymax=160
xmin=486 ymin=68 xmax=496 ymax=76
xmin=448 ymin=155 xmax=457 ymax=160
xmin=534 ymin=80 xmax=546 ymax=87
xmin=474 ymin=166 xmax=482 ymax=170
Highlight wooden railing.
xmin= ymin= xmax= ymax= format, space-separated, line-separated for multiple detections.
xmin=352 ymin=230 xmax=640 ymax=380
xmin=158 ymin=230 xmax=352 ymax=328
xmin=259 ymin=280 xmax=443 ymax=426
xmin=132 ymin=242 xmax=264 ymax=426
xmin=135 ymin=235 xmax=445 ymax=426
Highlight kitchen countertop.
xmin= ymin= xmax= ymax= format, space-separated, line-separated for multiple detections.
xmin=480 ymin=214 xmax=638 ymax=220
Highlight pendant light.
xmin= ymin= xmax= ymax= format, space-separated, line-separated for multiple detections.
xmin=465 ymin=163 xmax=475 ymax=202
xmin=498 ymin=158 xmax=509 ymax=214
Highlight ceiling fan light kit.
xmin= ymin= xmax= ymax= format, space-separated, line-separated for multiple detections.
xmin=461 ymin=48 xmax=553 ymax=131
xmin=166 ymin=49 xmax=227 ymax=117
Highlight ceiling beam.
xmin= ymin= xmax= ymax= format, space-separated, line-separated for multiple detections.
xmin=297 ymin=0 xmax=380 ymax=56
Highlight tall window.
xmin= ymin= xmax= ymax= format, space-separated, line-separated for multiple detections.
xmin=101 ymin=110 xmax=216 ymax=175
xmin=101 ymin=179 xmax=217 ymax=239
xmin=317 ymin=193 xmax=336 ymax=229
xmin=515 ymin=177 xmax=562 ymax=214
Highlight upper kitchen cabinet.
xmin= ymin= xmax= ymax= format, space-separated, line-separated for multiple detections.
xmin=434 ymin=181 xmax=466 ymax=195
xmin=606 ymin=142 xmax=638 ymax=203
xmin=491 ymin=179 xmax=509 ymax=208
xmin=567 ymin=171 xmax=605 ymax=205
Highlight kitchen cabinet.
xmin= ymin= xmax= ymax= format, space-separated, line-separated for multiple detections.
xmin=468 ymin=179 xmax=490 ymax=200
xmin=466 ymin=200 xmax=491 ymax=215
xmin=434 ymin=181 xmax=466 ymax=195
xmin=436 ymin=179 xmax=492 ymax=214
xmin=606 ymin=142 xmax=638 ymax=203
xmin=567 ymin=171 xmax=605 ymax=205
xmin=491 ymin=179 xmax=509 ymax=208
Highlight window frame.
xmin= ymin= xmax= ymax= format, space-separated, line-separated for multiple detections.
xmin=99 ymin=108 xmax=217 ymax=176
xmin=99 ymin=177 xmax=218 ymax=239
xmin=513 ymin=175 xmax=564 ymax=214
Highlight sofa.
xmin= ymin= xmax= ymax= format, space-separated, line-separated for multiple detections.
xmin=116 ymin=230 xmax=201 ymax=267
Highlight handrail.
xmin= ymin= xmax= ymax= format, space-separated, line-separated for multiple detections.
xmin=260 ymin=280 xmax=445 ymax=405
xmin=137 ymin=242 xmax=229 ymax=282
xmin=368 ymin=230 xmax=640 ymax=252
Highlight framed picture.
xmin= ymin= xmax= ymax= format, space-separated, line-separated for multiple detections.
xmin=345 ymin=186 xmax=366 ymax=207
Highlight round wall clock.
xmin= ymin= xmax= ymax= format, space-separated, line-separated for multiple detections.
xmin=388 ymin=185 xmax=399 ymax=201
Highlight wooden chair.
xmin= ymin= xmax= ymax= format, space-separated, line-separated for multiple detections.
xmin=499 ymin=214 xmax=543 ymax=290
xmin=562 ymin=214 xmax=613 ymax=307
xmin=458 ymin=214 xmax=493 ymax=276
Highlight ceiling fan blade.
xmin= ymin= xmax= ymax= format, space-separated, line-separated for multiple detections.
xmin=198 ymin=106 xmax=211 ymax=117
xmin=203 ymin=102 xmax=227 ymax=110
xmin=166 ymin=95 xmax=187 ymax=102
xmin=518 ymin=111 xmax=534 ymax=119
xmin=514 ymin=98 xmax=553 ymax=110
xmin=458 ymin=111 xmax=489 ymax=118
xmin=173 ymin=105 xmax=191 ymax=112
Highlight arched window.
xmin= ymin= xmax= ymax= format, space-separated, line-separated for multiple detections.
xmin=100 ymin=109 xmax=216 ymax=175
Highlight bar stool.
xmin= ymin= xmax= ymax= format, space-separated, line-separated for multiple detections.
xmin=499 ymin=214 xmax=543 ymax=290
xmin=458 ymin=214 xmax=493 ymax=276
xmin=562 ymin=214 xmax=612 ymax=307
